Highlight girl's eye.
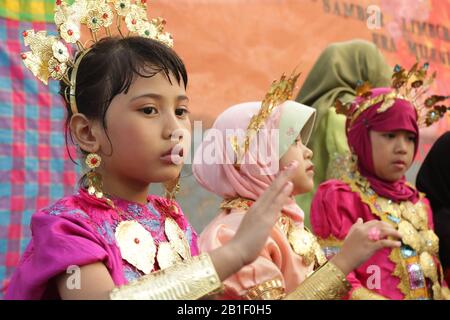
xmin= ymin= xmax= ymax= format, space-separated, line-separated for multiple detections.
xmin=383 ymin=133 xmax=395 ymax=139
xmin=408 ymin=135 xmax=416 ymax=142
xmin=175 ymin=107 xmax=190 ymax=117
xmin=140 ymin=106 xmax=158 ymax=115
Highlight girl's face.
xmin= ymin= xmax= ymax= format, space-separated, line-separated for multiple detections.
xmin=279 ymin=135 xmax=314 ymax=195
xmin=97 ymin=71 xmax=191 ymax=190
xmin=370 ymin=130 xmax=416 ymax=182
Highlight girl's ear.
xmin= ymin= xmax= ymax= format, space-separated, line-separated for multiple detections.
xmin=69 ymin=114 xmax=102 ymax=153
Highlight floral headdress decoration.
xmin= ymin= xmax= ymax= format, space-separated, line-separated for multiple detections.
xmin=335 ymin=62 xmax=450 ymax=128
xmin=21 ymin=0 xmax=173 ymax=115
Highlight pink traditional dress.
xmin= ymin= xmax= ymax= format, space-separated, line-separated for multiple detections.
xmin=5 ymin=188 xmax=199 ymax=299
xmin=311 ymin=87 xmax=447 ymax=300
xmin=193 ymin=100 xmax=329 ymax=299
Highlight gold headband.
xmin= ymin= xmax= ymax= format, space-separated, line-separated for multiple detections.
xmin=21 ymin=0 xmax=173 ymax=115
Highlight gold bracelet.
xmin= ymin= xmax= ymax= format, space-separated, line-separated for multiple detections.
xmin=285 ymin=261 xmax=351 ymax=300
xmin=244 ymin=277 xmax=286 ymax=300
xmin=110 ymin=253 xmax=221 ymax=300
xmin=350 ymin=287 xmax=388 ymax=300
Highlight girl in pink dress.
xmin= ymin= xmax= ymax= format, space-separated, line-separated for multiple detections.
xmin=311 ymin=63 xmax=450 ymax=300
xmin=5 ymin=0 xmax=299 ymax=300
xmin=193 ymin=74 xmax=403 ymax=300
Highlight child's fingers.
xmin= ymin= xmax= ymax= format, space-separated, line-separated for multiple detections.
xmin=271 ymin=182 xmax=293 ymax=210
xmin=379 ymin=227 xmax=402 ymax=240
xmin=375 ymin=239 xmax=402 ymax=250
xmin=346 ymin=217 xmax=364 ymax=236
xmin=254 ymin=161 xmax=298 ymax=209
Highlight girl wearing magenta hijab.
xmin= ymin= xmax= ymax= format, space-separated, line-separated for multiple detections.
xmin=193 ymin=74 xmax=402 ymax=300
xmin=311 ymin=63 xmax=450 ymax=300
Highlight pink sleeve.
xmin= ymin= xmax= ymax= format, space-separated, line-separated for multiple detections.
xmin=5 ymin=212 xmax=112 ymax=300
xmin=311 ymin=180 xmax=368 ymax=240
xmin=310 ymin=180 xmax=375 ymax=299
xmin=199 ymin=215 xmax=284 ymax=299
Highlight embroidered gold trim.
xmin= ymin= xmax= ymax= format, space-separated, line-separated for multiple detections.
xmin=318 ymin=235 xmax=343 ymax=260
xmin=341 ymin=171 xmax=441 ymax=299
xmin=244 ymin=277 xmax=285 ymax=300
xmin=220 ymin=197 xmax=253 ymax=211
xmin=351 ymin=287 xmax=388 ymax=300
xmin=318 ymin=235 xmax=343 ymax=248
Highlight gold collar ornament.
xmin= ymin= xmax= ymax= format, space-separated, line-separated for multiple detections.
xmin=222 ymin=197 xmax=326 ymax=268
xmin=21 ymin=0 xmax=173 ymax=115
xmin=107 ymin=194 xmax=192 ymax=274
xmin=115 ymin=220 xmax=157 ymax=275
xmin=114 ymin=216 xmax=192 ymax=274
xmin=164 ymin=217 xmax=191 ymax=261
xmin=341 ymin=168 xmax=446 ymax=299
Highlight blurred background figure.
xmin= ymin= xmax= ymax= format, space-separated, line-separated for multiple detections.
xmin=416 ymin=131 xmax=450 ymax=285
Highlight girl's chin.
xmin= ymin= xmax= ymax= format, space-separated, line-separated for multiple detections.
xmin=148 ymin=168 xmax=182 ymax=183
xmin=292 ymin=184 xmax=314 ymax=196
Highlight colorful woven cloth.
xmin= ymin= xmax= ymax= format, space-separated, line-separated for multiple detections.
xmin=0 ymin=15 xmax=79 ymax=297
xmin=0 ymin=0 xmax=56 ymax=23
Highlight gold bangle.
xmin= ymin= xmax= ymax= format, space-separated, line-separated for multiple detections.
xmin=244 ymin=277 xmax=286 ymax=300
xmin=285 ymin=261 xmax=351 ymax=300
xmin=350 ymin=287 xmax=387 ymax=300
xmin=110 ymin=253 xmax=221 ymax=300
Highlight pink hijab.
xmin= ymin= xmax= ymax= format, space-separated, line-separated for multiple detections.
xmin=346 ymin=87 xmax=420 ymax=202
xmin=193 ymin=101 xmax=316 ymax=223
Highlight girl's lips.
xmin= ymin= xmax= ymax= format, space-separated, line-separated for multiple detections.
xmin=392 ymin=161 xmax=406 ymax=170
xmin=160 ymin=154 xmax=182 ymax=164
xmin=160 ymin=145 xmax=184 ymax=165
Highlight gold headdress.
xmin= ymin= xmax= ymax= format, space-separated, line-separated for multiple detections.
xmin=21 ymin=0 xmax=173 ymax=114
xmin=230 ymin=71 xmax=301 ymax=168
xmin=335 ymin=62 xmax=450 ymax=128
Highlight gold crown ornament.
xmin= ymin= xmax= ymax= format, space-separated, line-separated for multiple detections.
xmin=230 ymin=71 xmax=301 ymax=169
xmin=335 ymin=62 xmax=450 ymax=128
xmin=21 ymin=0 xmax=173 ymax=114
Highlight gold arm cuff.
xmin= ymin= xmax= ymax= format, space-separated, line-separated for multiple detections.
xmin=442 ymin=287 xmax=450 ymax=300
xmin=244 ymin=277 xmax=286 ymax=300
xmin=350 ymin=287 xmax=388 ymax=300
xmin=110 ymin=253 xmax=221 ymax=300
xmin=285 ymin=261 xmax=351 ymax=300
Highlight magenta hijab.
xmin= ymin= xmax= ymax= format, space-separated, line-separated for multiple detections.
xmin=346 ymin=87 xmax=420 ymax=202
xmin=192 ymin=101 xmax=316 ymax=223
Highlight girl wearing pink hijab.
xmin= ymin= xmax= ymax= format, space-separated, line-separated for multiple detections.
xmin=311 ymin=63 xmax=450 ymax=300
xmin=193 ymin=74 xmax=402 ymax=300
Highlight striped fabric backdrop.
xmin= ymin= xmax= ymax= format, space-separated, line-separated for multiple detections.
xmin=0 ymin=1 xmax=79 ymax=297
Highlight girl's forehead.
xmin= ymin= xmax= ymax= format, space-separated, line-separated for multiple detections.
xmin=372 ymin=129 xmax=416 ymax=135
xmin=128 ymin=73 xmax=187 ymax=96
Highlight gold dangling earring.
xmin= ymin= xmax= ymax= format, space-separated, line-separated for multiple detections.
xmin=85 ymin=153 xmax=103 ymax=199
xmin=163 ymin=174 xmax=181 ymax=214
xmin=164 ymin=174 xmax=180 ymax=202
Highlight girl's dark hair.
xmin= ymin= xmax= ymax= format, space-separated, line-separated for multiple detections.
xmin=60 ymin=36 xmax=188 ymax=162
